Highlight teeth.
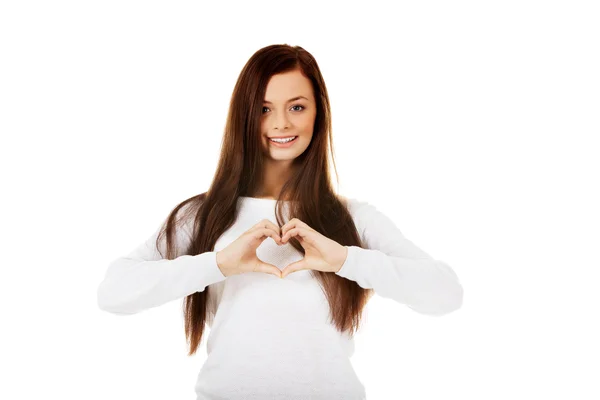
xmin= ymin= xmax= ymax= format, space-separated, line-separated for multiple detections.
xmin=270 ymin=136 xmax=296 ymax=143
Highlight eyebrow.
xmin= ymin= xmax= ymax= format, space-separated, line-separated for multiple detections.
xmin=263 ymin=96 xmax=309 ymax=104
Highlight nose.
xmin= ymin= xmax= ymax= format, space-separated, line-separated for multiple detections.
xmin=273 ymin=111 xmax=290 ymax=130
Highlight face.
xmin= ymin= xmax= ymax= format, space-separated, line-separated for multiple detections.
xmin=260 ymin=69 xmax=317 ymax=163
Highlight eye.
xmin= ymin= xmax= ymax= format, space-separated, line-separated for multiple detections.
xmin=261 ymin=104 xmax=305 ymax=114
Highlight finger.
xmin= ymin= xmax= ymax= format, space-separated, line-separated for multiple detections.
xmin=281 ymin=259 xmax=306 ymax=278
xmin=250 ymin=227 xmax=282 ymax=245
xmin=250 ymin=220 xmax=282 ymax=243
xmin=281 ymin=227 xmax=309 ymax=243
xmin=252 ymin=219 xmax=280 ymax=234
xmin=281 ymin=218 xmax=312 ymax=236
xmin=257 ymin=262 xmax=282 ymax=278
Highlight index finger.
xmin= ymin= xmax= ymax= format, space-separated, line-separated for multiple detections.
xmin=250 ymin=219 xmax=282 ymax=241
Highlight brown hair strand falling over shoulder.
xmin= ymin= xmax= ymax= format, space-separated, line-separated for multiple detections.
xmin=156 ymin=44 xmax=374 ymax=356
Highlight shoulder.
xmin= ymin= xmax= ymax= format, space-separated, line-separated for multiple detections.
xmin=338 ymin=195 xmax=382 ymax=240
xmin=165 ymin=196 xmax=204 ymax=240
xmin=339 ymin=195 xmax=375 ymax=219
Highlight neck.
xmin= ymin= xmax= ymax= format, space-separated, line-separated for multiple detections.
xmin=252 ymin=159 xmax=296 ymax=199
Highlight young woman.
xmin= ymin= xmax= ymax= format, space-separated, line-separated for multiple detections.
xmin=97 ymin=43 xmax=464 ymax=400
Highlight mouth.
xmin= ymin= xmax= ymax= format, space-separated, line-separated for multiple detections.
xmin=268 ymin=136 xmax=299 ymax=147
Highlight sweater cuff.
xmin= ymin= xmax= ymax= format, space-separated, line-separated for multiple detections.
xmin=192 ymin=251 xmax=228 ymax=287
xmin=335 ymin=245 xmax=362 ymax=279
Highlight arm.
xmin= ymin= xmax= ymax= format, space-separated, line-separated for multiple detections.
xmin=97 ymin=208 xmax=227 ymax=315
xmin=335 ymin=199 xmax=463 ymax=316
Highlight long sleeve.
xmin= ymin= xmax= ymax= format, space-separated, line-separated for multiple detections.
xmin=335 ymin=199 xmax=463 ymax=316
xmin=97 ymin=210 xmax=227 ymax=315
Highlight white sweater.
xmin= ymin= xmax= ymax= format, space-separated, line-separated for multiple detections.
xmin=97 ymin=196 xmax=463 ymax=400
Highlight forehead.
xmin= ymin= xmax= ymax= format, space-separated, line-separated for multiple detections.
xmin=264 ymin=70 xmax=313 ymax=101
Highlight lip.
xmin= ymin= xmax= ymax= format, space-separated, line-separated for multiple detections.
xmin=268 ymin=135 xmax=298 ymax=148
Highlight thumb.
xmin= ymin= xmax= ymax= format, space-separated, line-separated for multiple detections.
xmin=258 ymin=262 xmax=282 ymax=278
xmin=281 ymin=259 xmax=306 ymax=278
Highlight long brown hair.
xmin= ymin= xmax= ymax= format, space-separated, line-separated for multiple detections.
xmin=157 ymin=44 xmax=374 ymax=356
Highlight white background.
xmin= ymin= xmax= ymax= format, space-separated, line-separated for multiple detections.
xmin=1 ymin=0 xmax=598 ymax=399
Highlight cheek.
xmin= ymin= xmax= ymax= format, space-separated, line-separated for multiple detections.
xmin=299 ymin=114 xmax=316 ymax=133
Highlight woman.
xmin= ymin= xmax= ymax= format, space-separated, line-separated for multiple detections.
xmin=97 ymin=43 xmax=464 ymax=400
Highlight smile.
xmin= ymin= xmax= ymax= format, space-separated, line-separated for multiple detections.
xmin=268 ymin=136 xmax=298 ymax=147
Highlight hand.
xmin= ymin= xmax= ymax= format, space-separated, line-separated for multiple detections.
xmin=280 ymin=218 xmax=348 ymax=278
xmin=216 ymin=219 xmax=283 ymax=278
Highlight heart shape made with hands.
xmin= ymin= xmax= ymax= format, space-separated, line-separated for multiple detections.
xmin=275 ymin=218 xmax=349 ymax=278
